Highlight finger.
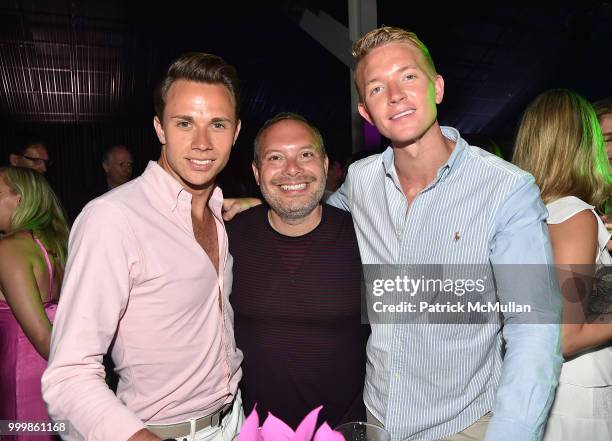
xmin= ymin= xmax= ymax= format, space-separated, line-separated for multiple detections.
xmin=222 ymin=198 xmax=237 ymax=212
xmin=223 ymin=205 xmax=239 ymax=221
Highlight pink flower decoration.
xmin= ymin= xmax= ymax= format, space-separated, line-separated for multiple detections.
xmin=238 ymin=406 xmax=345 ymax=441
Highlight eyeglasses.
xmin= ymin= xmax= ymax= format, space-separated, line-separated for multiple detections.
xmin=19 ymin=155 xmax=52 ymax=167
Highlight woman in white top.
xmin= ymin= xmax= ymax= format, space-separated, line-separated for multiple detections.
xmin=513 ymin=89 xmax=612 ymax=440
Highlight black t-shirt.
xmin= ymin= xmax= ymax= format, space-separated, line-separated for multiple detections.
xmin=227 ymin=204 xmax=369 ymax=429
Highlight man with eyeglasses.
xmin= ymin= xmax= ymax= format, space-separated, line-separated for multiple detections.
xmin=9 ymin=142 xmax=51 ymax=174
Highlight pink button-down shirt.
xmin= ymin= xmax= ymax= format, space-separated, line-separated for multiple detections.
xmin=42 ymin=162 xmax=243 ymax=441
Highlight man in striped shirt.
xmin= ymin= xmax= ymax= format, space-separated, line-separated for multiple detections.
xmin=325 ymin=27 xmax=562 ymax=441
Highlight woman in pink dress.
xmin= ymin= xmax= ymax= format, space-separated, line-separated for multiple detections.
xmin=0 ymin=166 xmax=69 ymax=441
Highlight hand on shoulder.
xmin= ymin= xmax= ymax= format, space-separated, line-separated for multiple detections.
xmin=222 ymin=197 xmax=262 ymax=221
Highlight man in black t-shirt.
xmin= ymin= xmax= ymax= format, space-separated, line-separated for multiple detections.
xmin=227 ymin=113 xmax=368 ymax=429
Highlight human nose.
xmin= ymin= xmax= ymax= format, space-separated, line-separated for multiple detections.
xmin=282 ymin=156 xmax=303 ymax=176
xmin=387 ymin=82 xmax=406 ymax=104
xmin=193 ymin=127 xmax=212 ymax=150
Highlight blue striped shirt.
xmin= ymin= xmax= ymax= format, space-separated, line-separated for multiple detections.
xmin=327 ymin=127 xmax=563 ymax=441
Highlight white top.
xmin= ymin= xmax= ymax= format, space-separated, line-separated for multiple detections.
xmin=546 ymin=195 xmax=612 ymax=386
xmin=547 ymin=195 xmax=611 ymax=264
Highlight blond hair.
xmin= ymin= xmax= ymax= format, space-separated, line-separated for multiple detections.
xmin=352 ymin=26 xmax=437 ymax=100
xmin=512 ymin=89 xmax=611 ymax=207
xmin=1 ymin=167 xmax=69 ymax=273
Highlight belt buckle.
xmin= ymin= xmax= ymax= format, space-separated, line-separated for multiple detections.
xmin=210 ymin=410 xmax=222 ymax=427
xmin=214 ymin=403 xmax=232 ymax=427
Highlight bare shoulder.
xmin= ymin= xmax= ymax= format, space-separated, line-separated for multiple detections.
xmin=549 ymin=209 xmax=597 ymax=264
xmin=549 ymin=209 xmax=597 ymax=237
xmin=0 ymin=232 xmax=36 ymax=267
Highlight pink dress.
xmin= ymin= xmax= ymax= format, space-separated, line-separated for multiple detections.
xmin=0 ymin=235 xmax=59 ymax=441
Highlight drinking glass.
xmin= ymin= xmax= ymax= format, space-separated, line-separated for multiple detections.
xmin=335 ymin=422 xmax=391 ymax=441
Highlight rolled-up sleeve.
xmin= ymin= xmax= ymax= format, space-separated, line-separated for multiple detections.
xmin=485 ymin=175 xmax=563 ymax=441
xmin=42 ymin=200 xmax=146 ymax=441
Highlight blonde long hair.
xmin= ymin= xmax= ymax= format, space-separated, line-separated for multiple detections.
xmin=0 ymin=166 xmax=69 ymax=270
xmin=512 ymin=89 xmax=611 ymax=206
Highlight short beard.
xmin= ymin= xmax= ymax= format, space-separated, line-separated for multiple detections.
xmin=261 ymin=180 xmax=326 ymax=225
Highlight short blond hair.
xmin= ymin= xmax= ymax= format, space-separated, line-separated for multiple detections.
xmin=512 ymin=89 xmax=611 ymax=207
xmin=353 ymin=27 xmax=435 ymax=69
xmin=352 ymin=27 xmax=437 ymax=101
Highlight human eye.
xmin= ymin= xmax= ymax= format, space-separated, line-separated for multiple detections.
xmin=212 ymin=121 xmax=228 ymax=130
xmin=301 ymin=150 xmax=315 ymax=158
xmin=266 ymin=154 xmax=282 ymax=161
xmin=403 ymin=73 xmax=416 ymax=81
xmin=176 ymin=120 xmax=191 ymax=129
xmin=369 ymin=85 xmax=383 ymax=96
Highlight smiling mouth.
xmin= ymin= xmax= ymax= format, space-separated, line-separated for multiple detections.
xmin=279 ymin=183 xmax=307 ymax=191
xmin=390 ymin=109 xmax=415 ymax=120
xmin=189 ymin=159 xmax=212 ymax=165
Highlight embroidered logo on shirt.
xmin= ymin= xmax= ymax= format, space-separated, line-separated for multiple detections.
xmin=453 ymin=231 xmax=461 ymax=242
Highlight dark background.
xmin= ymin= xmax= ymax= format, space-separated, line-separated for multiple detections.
xmin=0 ymin=0 xmax=611 ymax=220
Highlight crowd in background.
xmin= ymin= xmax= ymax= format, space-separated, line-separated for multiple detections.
xmin=0 ymin=29 xmax=611 ymax=441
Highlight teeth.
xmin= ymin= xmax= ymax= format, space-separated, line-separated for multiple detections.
xmin=191 ymin=159 xmax=211 ymax=165
xmin=391 ymin=109 xmax=415 ymax=120
xmin=280 ymin=183 xmax=306 ymax=191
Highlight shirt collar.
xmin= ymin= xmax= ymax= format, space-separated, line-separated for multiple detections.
xmin=381 ymin=126 xmax=468 ymax=181
xmin=141 ymin=161 xmax=224 ymax=219
xmin=439 ymin=126 xmax=466 ymax=174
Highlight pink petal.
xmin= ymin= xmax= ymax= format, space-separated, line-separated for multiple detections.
xmin=260 ymin=412 xmax=295 ymax=441
xmin=293 ymin=406 xmax=323 ymax=441
xmin=238 ymin=407 xmax=261 ymax=441
xmin=313 ymin=422 xmax=346 ymax=441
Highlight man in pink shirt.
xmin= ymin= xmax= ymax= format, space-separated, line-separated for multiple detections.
xmin=42 ymin=53 xmax=243 ymax=441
